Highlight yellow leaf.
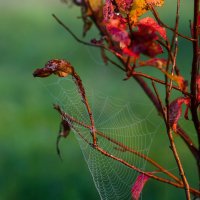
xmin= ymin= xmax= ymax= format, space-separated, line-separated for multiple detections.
xmin=87 ymin=0 xmax=103 ymax=15
xmin=129 ymin=0 xmax=147 ymax=23
xmin=160 ymin=69 xmax=187 ymax=91
xmin=147 ymin=0 xmax=164 ymax=7
xmin=129 ymin=0 xmax=164 ymax=24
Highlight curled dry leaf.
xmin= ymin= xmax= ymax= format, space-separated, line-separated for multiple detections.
xmin=54 ymin=104 xmax=72 ymax=159
xmin=56 ymin=119 xmax=71 ymax=160
xmin=33 ymin=59 xmax=73 ymax=78
xmin=59 ymin=119 xmax=71 ymax=138
xmin=169 ymin=97 xmax=190 ymax=131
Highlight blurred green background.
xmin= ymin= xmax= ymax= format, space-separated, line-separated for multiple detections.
xmin=0 ymin=0 xmax=198 ymax=199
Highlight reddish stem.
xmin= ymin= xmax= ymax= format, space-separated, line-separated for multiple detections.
xmin=191 ymin=0 xmax=200 ymax=188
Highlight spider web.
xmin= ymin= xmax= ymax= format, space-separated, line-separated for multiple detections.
xmin=40 ymin=76 xmax=162 ymax=200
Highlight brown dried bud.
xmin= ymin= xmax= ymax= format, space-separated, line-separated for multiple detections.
xmin=33 ymin=59 xmax=73 ymax=78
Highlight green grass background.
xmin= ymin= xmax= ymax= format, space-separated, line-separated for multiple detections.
xmin=0 ymin=0 xmax=198 ymax=199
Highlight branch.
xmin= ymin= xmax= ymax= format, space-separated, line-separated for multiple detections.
xmin=132 ymin=71 xmax=190 ymax=96
xmin=52 ymin=10 xmax=199 ymax=191
xmin=54 ymin=104 xmax=200 ymax=196
xmin=54 ymin=104 xmax=181 ymax=183
xmin=149 ymin=5 xmax=196 ymax=42
xmin=52 ymin=14 xmax=99 ymax=47
xmin=164 ymin=1 xmax=191 ymax=199
xmin=72 ymin=71 xmax=97 ymax=146
xmin=191 ymin=1 xmax=200 ymax=146
xmin=190 ymin=0 xmax=200 ymax=187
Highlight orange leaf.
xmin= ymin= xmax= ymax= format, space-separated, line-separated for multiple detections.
xmin=139 ymin=58 xmax=167 ymax=68
xmin=160 ymin=69 xmax=187 ymax=92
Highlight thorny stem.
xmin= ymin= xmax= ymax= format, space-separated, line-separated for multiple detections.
xmin=191 ymin=0 xmax=200 ymax=188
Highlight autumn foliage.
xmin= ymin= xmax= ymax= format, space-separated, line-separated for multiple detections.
xmin=33 ymin=0 xmax=200 ymax=199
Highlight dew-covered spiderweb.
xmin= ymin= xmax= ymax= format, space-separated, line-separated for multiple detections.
xmin=39 ymin=74 xmax=164 ymax=200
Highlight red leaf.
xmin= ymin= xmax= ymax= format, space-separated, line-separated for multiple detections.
xmin=122 ymin=47 xmax=139 ymax=58
xmin=131 ymin=173 xmax=150 ymax=200
xmin=128 ymin=17 xmax=165 ymax=57
xmin=138 ymin=17 xmax=167 ymax=40
xmin=132 ymin=40 xmax=163 ymax=57
xmin=169 ymin=97 xmax=190 ymax=131
xmin=103 ymin=0 xmax=115 ymax=21
xmin=107 ymin=23 xmax=130 ymax=47
xmin=115 ymin=0 xmax=133 ymax=13
xmin=104 ymin=15 xmax=131 ymax=49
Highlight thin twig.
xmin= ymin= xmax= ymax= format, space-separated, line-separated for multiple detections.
xmin=190 ymin=0 xmax=200 ymax=188
xmin=52 ymin=14 xmax=99 ymax=47
xmin=151 ymin=80 xmax=166 ymax=121
xmin=132 ymin=71 xmax=190 ymax=96
xmin=52 ymin=13 xmax=190 ymax=96
xmin=54 ymin=104 xmax=181 ymax=183
xmin=52 ymin=9 xmax=199 ymax=190
xmin=149 ymin=5 xmax=196 ymax=42
xmin=164 ymin=1 xmax=191 ymax=199
xmin=72 ymin=71 xmax=97 ymax=146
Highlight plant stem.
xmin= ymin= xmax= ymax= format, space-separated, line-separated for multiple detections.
xmin=191 ymin=0 xmax=200 ymax=189
xmin=54 ymin=104 xmax=200 ymax=197
xmin=52 ymin=9 xmax=200 ymax=194
xmin=164 ymin=1 xmax=191 ymax=199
